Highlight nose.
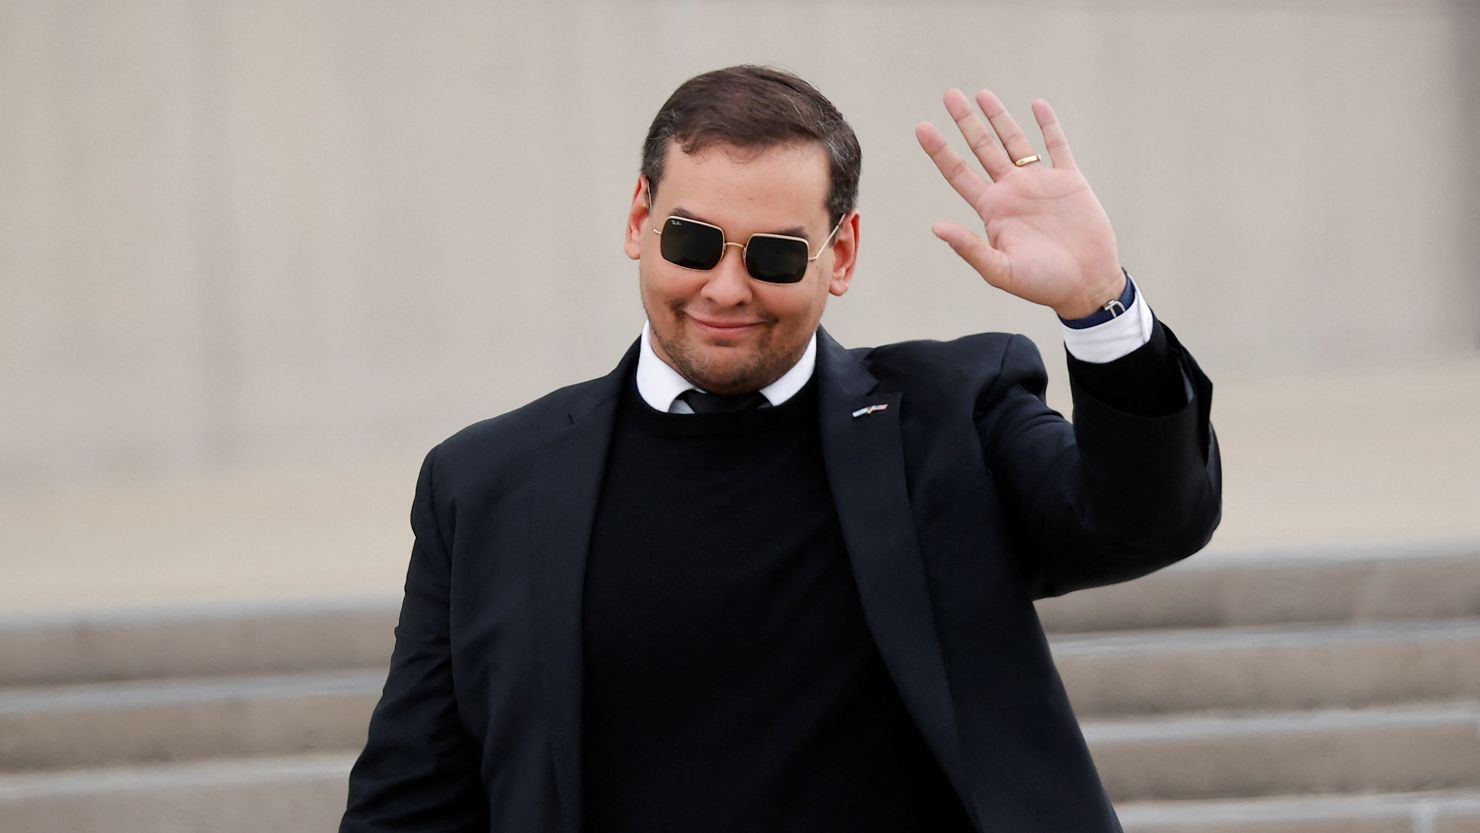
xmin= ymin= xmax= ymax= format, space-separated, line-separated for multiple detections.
xmin=699 ymin=242 xmax=753 ymax=307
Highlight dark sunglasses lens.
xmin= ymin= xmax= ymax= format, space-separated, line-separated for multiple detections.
xmin=744 ymin=236 xmax=809 ymax=284
xmin=660 ymin=218 xmax=724 ymax=270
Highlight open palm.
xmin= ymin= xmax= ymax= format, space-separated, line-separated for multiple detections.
xmin=916 ymin=89 xmax=1124 ymax=320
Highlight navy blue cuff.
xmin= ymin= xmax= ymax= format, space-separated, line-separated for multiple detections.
xmin=1059 ymin=269 xmax=1136 ymax=330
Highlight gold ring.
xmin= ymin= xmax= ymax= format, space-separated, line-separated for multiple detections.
xmin=1013 ymin=154 xmax=1041 ymax=167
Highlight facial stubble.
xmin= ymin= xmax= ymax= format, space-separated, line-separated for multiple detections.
xmin=645 ymin=301 xmax=806 ymax=396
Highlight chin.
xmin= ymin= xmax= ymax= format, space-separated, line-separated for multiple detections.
xmin=676 ymin=351 xmax=773 ymax=395
xmin=688 ymin=362 xmax=762 ymax=395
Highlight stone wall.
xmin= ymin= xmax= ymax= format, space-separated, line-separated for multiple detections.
xmin=3 ymin=0 xmax=1476 ymax=489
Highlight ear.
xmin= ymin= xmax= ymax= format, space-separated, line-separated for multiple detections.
xmin=827 ymin=211 xmax=861 ymax=297
xmin=624 ymin=175 xmax=651 ymax=261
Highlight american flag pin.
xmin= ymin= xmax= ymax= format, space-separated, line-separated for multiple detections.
xmin=851 ymin=403 xmax=889 ymax=419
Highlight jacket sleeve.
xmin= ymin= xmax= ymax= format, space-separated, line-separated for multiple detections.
xmin=341 ymin=446 xmax=490 ymax=832
xmin=974 ymin=320 xmax=1222 ymax=599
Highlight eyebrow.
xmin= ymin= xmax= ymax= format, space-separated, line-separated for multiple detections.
xmin=669 ymin=206 xmax=810 ymax=241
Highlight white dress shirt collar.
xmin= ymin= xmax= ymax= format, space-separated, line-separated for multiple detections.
xmin=635 ymin=321 xmax=818 ymax=413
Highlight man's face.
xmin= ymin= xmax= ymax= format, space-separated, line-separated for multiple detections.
xmin=624 ymin=141 xmax=858 ymax=395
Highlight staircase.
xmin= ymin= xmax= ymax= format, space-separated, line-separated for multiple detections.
xmin=1040 ymin=544 xmax=1480 ymax=831
xmin=2 ymin=545 xmax=1477 ymax=832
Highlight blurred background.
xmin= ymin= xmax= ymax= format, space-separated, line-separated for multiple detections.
xmin=2 ymin=1 xmax=1478 ymax=830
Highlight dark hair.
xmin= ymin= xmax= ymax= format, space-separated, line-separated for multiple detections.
xmin=640 ymin=65 xmax=860 ymax=224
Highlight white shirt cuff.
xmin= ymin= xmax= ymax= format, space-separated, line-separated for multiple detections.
xmin=1060 ymin=287 xmax=1155 ymax=364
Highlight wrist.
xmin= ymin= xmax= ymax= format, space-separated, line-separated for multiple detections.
xmin=1055 ymin=268 xmax=1129 ymax=322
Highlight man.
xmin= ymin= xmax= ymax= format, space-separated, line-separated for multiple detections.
xmin=342 ymin=66 xmax=1220 ymax=832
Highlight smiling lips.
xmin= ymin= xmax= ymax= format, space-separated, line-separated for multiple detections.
xmin=687 ymin=314 xmax=768 ymax=335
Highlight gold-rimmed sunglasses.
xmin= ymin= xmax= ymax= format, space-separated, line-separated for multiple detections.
xmin=651 ymin=212 xmax=845 ymax=284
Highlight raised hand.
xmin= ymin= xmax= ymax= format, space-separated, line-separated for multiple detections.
xmin=916 ymin=89 xmax=1125 ymax=320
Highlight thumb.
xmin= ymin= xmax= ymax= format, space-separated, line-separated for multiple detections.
xmin=932 ymin=222 xmax=1010 ymax=288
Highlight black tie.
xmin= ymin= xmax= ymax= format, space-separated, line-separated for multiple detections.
xmin=678 ymin=389 xmax=768 ymax=415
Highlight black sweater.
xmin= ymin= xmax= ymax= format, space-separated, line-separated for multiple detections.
xmin=581 ymin=377 xmax=974 ymax=833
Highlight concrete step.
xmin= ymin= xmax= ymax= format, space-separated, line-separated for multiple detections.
xmin=1087 ymin=702 xmax=1480 ymax=802
xmin=1037 ymin=543 xmax=1480 ymax=634
xmin=1053 ymin=618 xmax=1480 ymax=716
xmin=0 ymin=753 xmax=353 ymax=833
xmin=0 ymin=600 xmax=396 ymax=687
xmin=3 ymin=544 xmax=1475 ymax=690
xmin=1118 ymin=790 xmax=1480 ymax=833
xmin=4 ymin=669 xmax=1476 ymax=804
xmin=3 ymin=617 xmax=1476 ymax=767
xmin=0 ymin=670 xmax=380 ymax=771
xmin=3 ymin=758 xmax=1477 ymax=833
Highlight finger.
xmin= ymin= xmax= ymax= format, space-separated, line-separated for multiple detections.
xmin=942 ymin=88 xmax=1012 ymax=180
xmin=975 ymin=89 xmax=1039 ymax=169
xmin=1031 ymin=98 xmax=1077 ymax=170
xmin=932 ymin=222 xmax=1011 ymax=288
xmin=915 ymin=121 xmax=988 ymax=207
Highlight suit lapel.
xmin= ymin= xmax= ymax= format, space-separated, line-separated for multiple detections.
xmin=527 ymin=333 xmax=974 ymax=831
xmin=527 ymin=342 xmax=637 ymax=833
xmin=815 ymin=330 xmax=975 ymax=819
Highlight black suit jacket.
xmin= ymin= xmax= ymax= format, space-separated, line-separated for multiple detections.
xmin=343 ymin=324 xmax=1221 ymax=833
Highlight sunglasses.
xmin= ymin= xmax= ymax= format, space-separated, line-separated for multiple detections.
xmin=651 ymin=212 xmax=845 ymax=284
